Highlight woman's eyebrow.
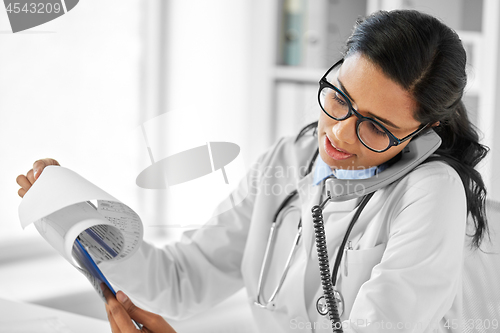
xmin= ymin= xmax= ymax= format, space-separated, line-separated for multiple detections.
xmin=366 ymin=112 xmax=401 ymax=130
xmin=337 ymin=78 xmax=401 ymax=130
xmin=337 ymin=78 xmax=356 ymax=104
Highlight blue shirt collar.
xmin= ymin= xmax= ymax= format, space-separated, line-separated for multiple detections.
xmin=312 ymin=153 xmax=388 ymax=185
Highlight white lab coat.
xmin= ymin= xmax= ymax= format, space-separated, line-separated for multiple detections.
xmin=100 ymin=131 xmax=467 ymax=333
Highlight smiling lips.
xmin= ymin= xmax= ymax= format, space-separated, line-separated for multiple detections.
xmin=324 ymin=136 xmax=354 ymax=160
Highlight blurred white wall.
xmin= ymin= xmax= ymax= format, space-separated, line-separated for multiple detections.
xmin=0 ymin=0 xmax=145 ymax=320
xmin=0 ymin=0 xmax=257 ymax=246
xmin=135 ymin=0 xmax=256 ymax=245
xmin=0 ymin=0 xmax=259 ymax=322
xmin=0 ymin=1 xmax=143 ymax=244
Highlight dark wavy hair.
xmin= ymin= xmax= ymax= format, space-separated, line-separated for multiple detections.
xmin=295 ymin=10 xmax=489 ymax=249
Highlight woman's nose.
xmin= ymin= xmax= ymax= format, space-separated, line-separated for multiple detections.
xmin=332 ymin=116 xmax=357 ymax=145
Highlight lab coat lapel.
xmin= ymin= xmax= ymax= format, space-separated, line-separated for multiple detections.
xmin=297 ymin=174 xmax=362 ymax=329
xmin=296 ymin=172 xmax=322 ymax=259
xmin=301 ymin=198 xmax=360 ymax=328
xmin=322 ymin=198 xmax=360 ymax=253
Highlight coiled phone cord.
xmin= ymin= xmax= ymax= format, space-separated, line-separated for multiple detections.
xmin=311 ymin=191 xmax=375 ymax=333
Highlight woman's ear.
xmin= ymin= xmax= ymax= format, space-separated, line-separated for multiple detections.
xmin=431 ymin=121 xmax=440 ymax=127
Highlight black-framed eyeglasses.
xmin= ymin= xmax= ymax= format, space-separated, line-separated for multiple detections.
xmin=318 ymin=59 xmax=429 ymax=153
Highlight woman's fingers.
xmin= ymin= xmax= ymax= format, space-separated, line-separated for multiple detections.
xmin=16 ymin=174 xmax=32 ymax=198
xmin=105 ymin=304 xmax=122 ymax=333
xmin=115 ymin=291 xmax=149 ymax=326
xmin=102 ymin=284 xmax=136 ymax=333
xmin=33 ymin=158 xmax=60 ymax=180
xmin=17 ymin=187 xmax=27 ymax=198
xmin=101 ymin=283 xmax=176 ymax=333
xmin=103 ymin=293 xmax=119 ymax=333
xmin=116 ymin=291 xmax=176 ymax=333
xmin=26 ymin=169 xmax=35 ymax=184
xmin=102 ymin=284 xmax=122 ymax=333
xmin=16 ymin=158 xmax=60 ymax=198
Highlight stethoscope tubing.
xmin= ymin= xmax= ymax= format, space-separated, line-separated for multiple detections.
xmin=254 ymin=145 xmax=375 ymax=312
xmin=254 ymin=147 xmax=321 ymax=308
xmin=254 ymin=218 xmax=303 ymax=309
xmin=330 ymin=191 xmax=375 ymax=287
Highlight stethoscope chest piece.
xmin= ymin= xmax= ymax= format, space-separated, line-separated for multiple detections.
xmin=316 ymin=291 xmax=344 ymax=317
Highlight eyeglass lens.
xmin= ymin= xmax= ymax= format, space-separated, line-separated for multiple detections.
xmin=319 ymin=83 xmax=391 ymax=152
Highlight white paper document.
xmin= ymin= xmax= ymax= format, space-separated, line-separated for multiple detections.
xmin=18 ymin=166 xmax=144 ymax=300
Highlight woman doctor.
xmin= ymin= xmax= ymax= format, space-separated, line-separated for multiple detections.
xmin=17 ymin=10 xmax=489 ymax=333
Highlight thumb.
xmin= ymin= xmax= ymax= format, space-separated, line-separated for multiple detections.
xmin=116 ymin=291 xmax=151 ymax=325
xmin=116 ymin=291 xmax=173 ymax=332
xmin=33 ymin=158 xmax=60 ymax=180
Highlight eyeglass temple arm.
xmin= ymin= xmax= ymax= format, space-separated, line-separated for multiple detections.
xmin=397 ymin=123 xmax=432 ymax=144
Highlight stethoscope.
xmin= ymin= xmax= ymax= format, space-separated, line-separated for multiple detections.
xmin=253 ymin=147 xmax=375 ymax=330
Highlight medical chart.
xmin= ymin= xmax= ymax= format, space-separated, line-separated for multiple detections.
xmin=18 ymin=166 xmax=143 ymax=301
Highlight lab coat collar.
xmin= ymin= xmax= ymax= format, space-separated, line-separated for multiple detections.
xmin=312 ymin=153 xmax=384 ymax=186
xmin=295 ymin=170 xmax=321 ymax=260
xmin=296 ymin=170 xmax=318 ymax=207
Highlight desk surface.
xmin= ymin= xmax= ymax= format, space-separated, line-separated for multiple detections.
xmin=0 ymin=298 xmax=110 ymax=333
xmin=0 ymin=289 xmax=258 ymax=333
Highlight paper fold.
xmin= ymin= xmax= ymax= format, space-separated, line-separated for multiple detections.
xmin=18 ymin=166 xmax=144 ymax=293
xmin=19 ymin=166 xmax=118 ymax=228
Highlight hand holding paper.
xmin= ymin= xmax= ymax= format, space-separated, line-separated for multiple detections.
xmin=16 ymin=158 xmax=60 ymax=198
xmin=18 ymin=166 xmax=144 ymax=302
xmin=102 ymin=285 xmax=177 ymax=333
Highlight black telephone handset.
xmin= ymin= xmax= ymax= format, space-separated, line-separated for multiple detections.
xmin=325 ymin=129 xmax=442 ymax=202
xmin=312 ymin=129 xmax=442 ymax=333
